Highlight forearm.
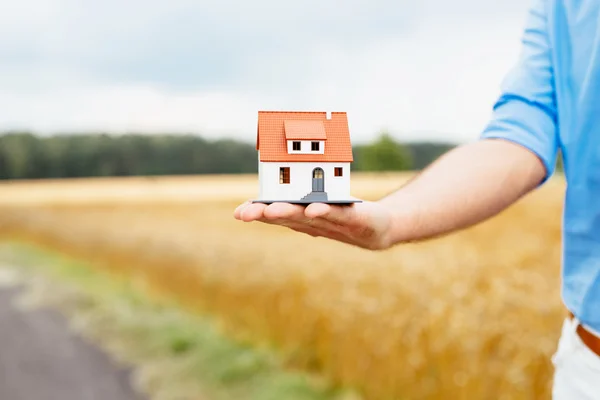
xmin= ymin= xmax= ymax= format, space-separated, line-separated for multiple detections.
xmin=378 ymin=138 xmax=547 ymax=244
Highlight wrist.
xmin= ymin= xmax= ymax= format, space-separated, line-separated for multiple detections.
xmin=377 ymin=196 xmax=417 ymax=246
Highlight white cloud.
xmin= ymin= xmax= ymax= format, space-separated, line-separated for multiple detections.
xmin=0 ymin=0 xmax=531 ymax=144
xmin=0 ymin=85 xmax=257 ymax=137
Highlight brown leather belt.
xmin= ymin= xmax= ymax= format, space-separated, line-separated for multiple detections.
xmin=568 ymin=312 xmax=600 ymax=357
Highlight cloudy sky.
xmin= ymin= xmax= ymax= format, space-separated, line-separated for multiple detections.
xmin=0 ymin=0 xmax=531 ymax=144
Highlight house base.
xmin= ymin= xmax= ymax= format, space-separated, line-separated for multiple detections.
xmin=251 ymin=199 xmax=362 ymax=205
xmin=253 ymin=190 xmax=362 ymax=205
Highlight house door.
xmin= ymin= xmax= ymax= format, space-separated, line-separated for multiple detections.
xmin=312 ymin=168 xmax=324 ymax=192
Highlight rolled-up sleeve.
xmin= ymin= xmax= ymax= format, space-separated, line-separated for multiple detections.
xmin=480 ymin=0 xmax=558 ymax=183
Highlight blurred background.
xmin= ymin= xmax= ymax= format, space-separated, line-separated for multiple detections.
xmin=0 ymin=1 xmax=567 ymax=399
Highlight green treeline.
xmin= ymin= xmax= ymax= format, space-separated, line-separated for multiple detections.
xmin=0 ymin=131 xmax=457 ymax=180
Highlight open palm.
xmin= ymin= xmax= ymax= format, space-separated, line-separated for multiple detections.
xmin=234 ymin=201 xmax=395 ymax=250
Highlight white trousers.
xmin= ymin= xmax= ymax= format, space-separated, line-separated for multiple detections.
xmin=552 ymin=317 xmax=600 ymax=399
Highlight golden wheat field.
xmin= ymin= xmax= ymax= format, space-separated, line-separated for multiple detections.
xmin=0 ymin=172 xmax=568 ymax=400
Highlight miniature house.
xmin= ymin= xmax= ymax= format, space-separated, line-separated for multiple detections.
xmin=254 ymin=111 xmax=360 ymax=204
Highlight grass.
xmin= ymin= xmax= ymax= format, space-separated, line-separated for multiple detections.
xmin=0 ymin=172 xmax=569 ymax=399
xmin=0 ymin=241 xmax=356 ymax=400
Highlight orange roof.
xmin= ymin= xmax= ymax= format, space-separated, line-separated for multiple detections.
xmin=256 ymin=111 xmax=353 ymax=162
xmin=284 ymin=120 xmax=327 ymax=140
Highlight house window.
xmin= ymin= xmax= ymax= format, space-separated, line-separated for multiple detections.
xmin=292 ymin=141 xmax=301 ymax=151
xmin=334 ymin=167 xmax=343 ymax=177
xmin=279 ymin=167 xmax=290 ymax=184
xmin=311 ymin=142 xmax=320 ymax=151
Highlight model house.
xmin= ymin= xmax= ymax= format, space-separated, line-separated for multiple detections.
xmin=254 ymin=111 xmax=360 ymax=204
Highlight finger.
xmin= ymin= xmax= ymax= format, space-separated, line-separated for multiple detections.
xmin=263 ymin=202 xmax=307 ymax=220
xmin=289 ymin=224 xmax=363 ymax=247
xmin=239 ymin=203 xmax=268 ymax=222
xmin=306 ymin=202 xmax=359 ymax=226
xmin=253 ymin=217 xmax=319 ymax=234
xmin=279 ymin=221 xmax=338 ymax=239
xmin=275 ymin=221 xmax=323 ymax=236
xmin=304 ymin=202 xmax=331 ymax=218
xmin=254 ymin=215 xmax=332 ymax=234
xmin=257 ymin=216 xmax=370 ymax=248
xmin=233 ymin=201 xmax=251 ymax=220
xmin=264 ymin=203 xmax=340 ymax=229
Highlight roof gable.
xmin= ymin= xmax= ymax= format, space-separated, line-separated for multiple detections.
xmin=256 ymin=111 xmax=353 ymax=162
xmin=284 ymin=120 xmax=327 ymax=140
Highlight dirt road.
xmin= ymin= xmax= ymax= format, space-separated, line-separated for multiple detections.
xmin=0 ymin=284 xmax=145 ymax=400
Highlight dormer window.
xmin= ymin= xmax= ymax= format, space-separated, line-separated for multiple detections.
xmin=283 ymin=120 xmax=325 ymax=154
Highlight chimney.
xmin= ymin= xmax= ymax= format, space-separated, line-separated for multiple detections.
xmin=326 ymin=111 xmax=331 ymax=120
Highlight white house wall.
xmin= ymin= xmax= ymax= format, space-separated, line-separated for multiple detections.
xmin=286 ymin=140 xmax=325 ymax=155
xmin=258 ymin=162 xmax=351 ymax=201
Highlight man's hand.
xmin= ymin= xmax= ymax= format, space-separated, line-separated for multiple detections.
xmin=233 ymin=201 xmax=396 ymax=250
xmin=234 ymin=140 xmax=547 ymax=250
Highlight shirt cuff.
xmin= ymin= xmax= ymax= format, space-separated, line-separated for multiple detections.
xmin=480 ymin=96 xmax=557 ymax=184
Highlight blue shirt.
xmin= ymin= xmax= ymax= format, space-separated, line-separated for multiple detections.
xmin=480 ymin=0 xmax=600 ymax=334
